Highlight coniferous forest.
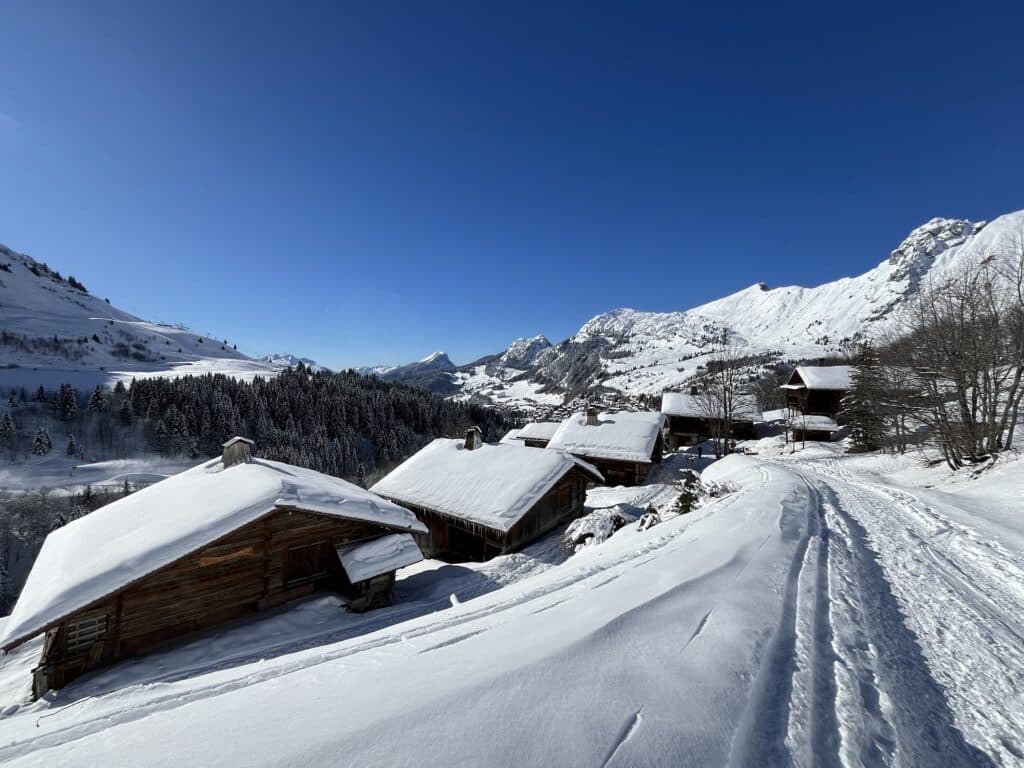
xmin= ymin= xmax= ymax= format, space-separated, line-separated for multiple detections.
xmin=2 ymin=365 xmax=512 ymax=482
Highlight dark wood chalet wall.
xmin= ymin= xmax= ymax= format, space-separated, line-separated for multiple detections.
xmin=34 ymin=510 xmax=395 ymax=696
xmin=398 ymin=468 xmax=591 ymax=562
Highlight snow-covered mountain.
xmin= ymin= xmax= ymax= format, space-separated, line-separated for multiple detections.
xmin=375 ymin=211 xmax=1024 ymax=410
xmin=0 ymin=242 xmax=279 ymax=388
xmin=258 ymin=354 xmax=332 ymax=374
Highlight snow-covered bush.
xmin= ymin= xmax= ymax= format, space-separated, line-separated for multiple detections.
xmin=563 ymin=504 xmax=640 ymax=553
xmin=636 ymin=508 xmax=661 ymax=531
xmin=672 ymin=469 xmax=736 ymax=516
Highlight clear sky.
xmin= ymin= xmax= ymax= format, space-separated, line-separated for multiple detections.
xmin=1 ymin=2 xmax=1022 ymax=369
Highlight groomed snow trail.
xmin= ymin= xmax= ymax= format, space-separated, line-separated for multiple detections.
xmin=0 ymin=452 xmax=1019 ymax=766
xmin=752 ymin=454 xmax=1022 ymax=767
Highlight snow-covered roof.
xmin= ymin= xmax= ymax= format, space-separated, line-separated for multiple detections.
xmin=660 ymin=392 xmax=762 ymax=421
xmin=789 ymin=414 xmax=840 ymax=431
xmin=222 ymin=436 xmax=254 ymax=447
xmin=786 ymin=366 xmax=854 ymax=391
xmin=0 ymin=458 xmax=425 ymax=651
xmin=498 ymin=428 xmax=524 ymax=444
xmin=336 ymin=533 xmax=422 ymax=583
xmin=371 ymin=439 xmax=602 ymax=533
xmin=546 ymin=411 xmax=666 ymax=464
xmin=513 ymin=422 xmax=562 ymax=441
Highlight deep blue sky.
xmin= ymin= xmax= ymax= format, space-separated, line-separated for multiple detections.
xmin=2 ymin=2 xmax=1022 ymax=368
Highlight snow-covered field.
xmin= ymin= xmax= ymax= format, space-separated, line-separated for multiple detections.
xmin=0 ymin=444 xmax=1020 ymax=766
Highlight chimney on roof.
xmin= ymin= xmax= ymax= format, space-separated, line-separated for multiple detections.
xmin=585 ymin=406 xmax=599 ymax=426
xmin=464 ymin=426 xmax=482 ymax=450
xmin=222 ymin=436 xmax=254 ymax=467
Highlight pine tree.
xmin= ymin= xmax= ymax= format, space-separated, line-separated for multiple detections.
xmin=113 ymin=379 xmax=126 ymax=395
xmin=58 ymin=383 xmax=79 ymax=421
xmin=34 ymin=385 xmax=46 ymax=403
xmin=840 ymin=344 xmax=886 ymax=452
xmin=88 ymin=385 xmax=107 ymax=413
xmin=32 ymin=427 xmax=52 ymax=456
xmin=119 ymin=397 xmax=133 ymax=426
xmin=0 ymin=411 xmax=15 ymax=449
xmin=66 ymin=433 xmax=80 ymax=457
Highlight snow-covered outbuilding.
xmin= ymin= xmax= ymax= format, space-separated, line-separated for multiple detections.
xmin=371 ymin=429 xmax=603 ymax=561
xmin=0 ymin=438 xmax=426 ymax=698
xmin=788 ymin=414 xmax=841 ymax=441
xmin=507 ymin=421 xmax=563 ymax=448
xmin=660 ymin=390 xmax=763 ymax=448
xmin=546 ymin=408 xmax=666 ymax=486
xmin=781 ymin=365 xmax=853 ymax=418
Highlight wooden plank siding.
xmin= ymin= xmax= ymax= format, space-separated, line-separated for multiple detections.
xmin=32 ymin=509 xmax=407 ymax=697
xmin=391 ymin=468 xmax=592 ymax=562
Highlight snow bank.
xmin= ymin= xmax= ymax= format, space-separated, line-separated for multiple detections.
xmin=0 ymin=458 xmax=424 ymax=651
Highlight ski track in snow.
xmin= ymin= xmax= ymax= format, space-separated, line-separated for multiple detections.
xmin=0 ymin=450 xmax=1020 ymax=766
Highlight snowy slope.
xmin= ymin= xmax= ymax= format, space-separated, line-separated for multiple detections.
xmin=0 ymin=242 xmax=279 ymax=388
xmin=1 ymin=447 xmax=1018 ymax=765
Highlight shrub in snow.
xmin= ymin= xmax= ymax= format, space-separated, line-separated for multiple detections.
xmin=672 ymin=469 xmax=737 ymax=516
xmin=636 ymin=508 xmax=661 ymax=531
xmin=674 ymin=469 xmax=703 ymax=515
xmin=563 ymin=504 xmax=640 ymax=553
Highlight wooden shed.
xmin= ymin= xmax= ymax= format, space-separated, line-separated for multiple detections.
xmin=660 ymin=390 xmax=762 ymax=449
xmin=372 ymin=429 xmax=603 ymax=561
xmin=545 ymin=408 xmax=666 ymax=486
xmin=0 ymin=439 xmax=426 ymax=699
xmin=781 ymin=366 xmax=853 ymax=419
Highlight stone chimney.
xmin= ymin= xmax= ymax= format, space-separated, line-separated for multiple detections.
xmin=464 ymin=426 xmax=482 ymax=450
xmin=222 ymin=436 xmax=254 ymax=467
xmin=585 ymin=406 xmax=599 ymax=426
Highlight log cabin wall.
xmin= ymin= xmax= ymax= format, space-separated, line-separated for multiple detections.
xmin=395 ymin=469 xmax=591 ymax=562
xmin=33 ymin=509 xmax=395 ymax=696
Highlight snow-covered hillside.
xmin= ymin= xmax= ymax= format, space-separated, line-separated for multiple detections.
xmin=0 ymin=242 xmax=283 ymax=389
xmin=375 ymin=211 xmax=1024 ymax=409
xmin=0 ymin=444 xmax=1019 ymax=766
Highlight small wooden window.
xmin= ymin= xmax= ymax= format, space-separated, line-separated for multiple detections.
xmin=284 ymin=542 xmax=328 ymax=589
xmin=66 ymin=614 xmax=108 ymax=656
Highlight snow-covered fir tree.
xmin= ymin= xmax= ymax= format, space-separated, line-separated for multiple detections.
xmin=88 ymin=385 xmax=107 ymax=413
xmin=840 ymin=344 xmax=886 ymax=453
xmin=32 ymin=427 xmax=52 ymax=455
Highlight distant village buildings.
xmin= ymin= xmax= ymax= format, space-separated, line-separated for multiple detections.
xmin=0 ymin=438 xmax=426 ymax=698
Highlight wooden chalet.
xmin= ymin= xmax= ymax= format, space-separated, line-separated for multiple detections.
xmin=371 ymin=427 xmax=603 ymax=561
xmin=660 ymin=389 xmax=762 ymax=449
xmin=781 ymin=365 xmax=853 ymax=419
xmin=0 ymin=437 xmax=426 ymax=699
xmin=545 ymin=408 xmax=666 ymax=486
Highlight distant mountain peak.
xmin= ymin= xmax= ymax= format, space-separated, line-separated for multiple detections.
xmin=418 ymin=351 xmax=453 ymax=366
xmin=499 ymin=335 xmax=552 ymax=369
xmin=259 ymin=353 xmax=331 ymax=373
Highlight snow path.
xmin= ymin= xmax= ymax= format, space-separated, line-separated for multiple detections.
xmin=775 ymin=456 xmax=1021 ymax=767
xmin=0 ymin=452 xmax=1019 ymax=766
